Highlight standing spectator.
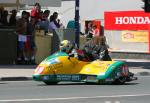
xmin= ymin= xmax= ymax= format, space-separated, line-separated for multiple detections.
xmin=9 ymin=9 xmax=17 ymax=26
xmin=49 ymin=12 xmax=63 ymax=32
xmin=86 ymin=21 xmax=94 ymax=39
xmin=49 ymin=15 xmax=58 ymax=32
xmin=67 ymin=19 xmax=75 ymax=29
xmin=31 ymin=3 xmax=41 ymax=23
xmin=26 ymin=12 xmax=30 ymax=23
xmin=1 ymin=10 xmax=8 ymax=25
xmin=26 ymin=18 xmax=36 ymax=64
xmin=16 ymin=11 xmax=28 ymax=64
xmin=37 ymin=10 xmax=50 ymax=34
xmin=43 ymin=10 xmax=50 ymax=33
xmin=49 ymin=12 xmax=62 ymax=54
xmin=92 ymin=25 xmax=100 ymax=37
xmin=0 ymin=6 xmax=4 ymax=24
xmin=53 ymin=12 xmax=60 ymax=28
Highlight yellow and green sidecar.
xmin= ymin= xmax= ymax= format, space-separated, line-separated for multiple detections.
xmin=32 ymin=52 xmax=137 ymax=85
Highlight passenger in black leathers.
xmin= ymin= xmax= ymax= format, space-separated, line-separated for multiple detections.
xmin=82 ymin=36 xmax=111 ymax=61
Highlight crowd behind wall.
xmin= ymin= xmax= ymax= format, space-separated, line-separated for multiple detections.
xmin=0 ymin=3 xmax=65 ymax=65
xmin=0 ymin=3 xmax=105 ymax=65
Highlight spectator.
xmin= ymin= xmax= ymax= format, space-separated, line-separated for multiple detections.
xmin=43 ymin=10 xmax=50 ymax=19
xmin=86 ymin=21 xmax=94 ymax=38
xmin=37 ymin=10 xmax=50 ymax=34
xmin=92 ymin=25 xmax=100 ymax=37
xmin=31 ymin=3 xmax=41 ymax=22
xmin=16 ymin=11 xmax=28 ymax=64
xmin=53 ymin=12 xmax=60 ymax=28
xmin=49 ymin=12 xmax=61 ymax=54
xmin=9 ymin=9 xmax=17 ymax=26
xmin=49 ymin=12 xmax=63 ymax=32
xmin=67 ymin=19 xmax=75 ymax=29
xmin=1 ymin=10 xmax=8 ymax=25
xmin=49 ymin=15 xmax=58 ymax=32
xmin=0 ymin=6 xmax=4 ymax=24
xmin=26 ymin=12 xmax=30 ymax=23
xmin=26 ymin=18 xmax=36 ymax=64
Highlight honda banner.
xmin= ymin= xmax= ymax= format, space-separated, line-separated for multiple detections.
xmin=104 ymin=11 xmax=150 ymax=30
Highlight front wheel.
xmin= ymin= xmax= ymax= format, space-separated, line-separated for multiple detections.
xmin=44 ymin=81 xmax=58 ymax=85
xmin=113 ymin=77 xmax=126 ymax=85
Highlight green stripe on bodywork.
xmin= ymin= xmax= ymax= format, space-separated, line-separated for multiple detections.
xmin=33 ymin=74 xmax=57 ymax=81
xmin=33 ymin=74 xmax=96 ymax=82
xmin=45 ymin=52 xmax=68 ymax=61
xmin=32 ymin=75 xmax=41 ymax=81
xmin=97 ymin=61 xmax=125 ymax=80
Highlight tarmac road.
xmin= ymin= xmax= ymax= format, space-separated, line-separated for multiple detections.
xmin=0 ymin=76 xmax=150 ymax=103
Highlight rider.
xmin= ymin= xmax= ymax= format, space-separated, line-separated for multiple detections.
xmin=59 ymin=40 xmax=84 ymax=60
xmin=59 ymin=40 xmax=77 ymax=56
xmin=82 ymin=36 xmax=111 ymax=61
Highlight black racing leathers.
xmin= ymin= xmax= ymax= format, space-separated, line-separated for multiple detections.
xmin=82 ymin=40 xmax=111 ymax=61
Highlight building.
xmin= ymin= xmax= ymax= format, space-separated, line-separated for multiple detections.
xmin=50 ymin=0 xmax=148 ymax=54
xmin=55 ymin=0 xmax=143 ymax=31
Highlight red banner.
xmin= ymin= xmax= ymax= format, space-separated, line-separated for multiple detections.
xmin=104 ymin=11 xmax=150 ymax=30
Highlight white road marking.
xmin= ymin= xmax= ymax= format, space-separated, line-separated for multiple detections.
xmin=0 ymin=94 xmax=150 ymax=102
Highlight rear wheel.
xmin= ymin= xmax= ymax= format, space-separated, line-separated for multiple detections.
xmin=44 ymin=81 xmax=58 ymax=85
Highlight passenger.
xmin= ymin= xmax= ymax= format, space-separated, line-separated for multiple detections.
xmin=82 ymin=36 xmax=111 ymax=61
xmin=98 ymin=36 xmax=112 ymax=61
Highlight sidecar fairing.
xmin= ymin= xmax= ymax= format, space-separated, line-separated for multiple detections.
xmin=33 ymin=52 xmax=137 ymax=85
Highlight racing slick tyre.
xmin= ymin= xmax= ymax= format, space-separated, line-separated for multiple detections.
xmin=113 ymin=77 xmax=127 ymax=85
xmin=44 ymin=81 xmax=58 ymax=85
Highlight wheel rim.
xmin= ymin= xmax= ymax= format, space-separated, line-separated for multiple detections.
xmin=118 ymin=77 xmax=126 ymax=83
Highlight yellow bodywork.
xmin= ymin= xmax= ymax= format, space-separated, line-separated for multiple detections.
xmin=34 ymin=56 xmax=116 ymax=76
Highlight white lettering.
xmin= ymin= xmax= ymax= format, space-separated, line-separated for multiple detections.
xmin=115 ymin=17 xmax=123 ymax=24
xmin=129 ymin=17 xmax=136 ymax=24
xmin=144 ymin=17 xmax=150 ymax=24
xmin=123 ymin=17 xmax=129 ymax=24
xmin=115 ymin=17 xmax=150 ymax=24
xmin=137 ymin=17 xmax=144 ymax=24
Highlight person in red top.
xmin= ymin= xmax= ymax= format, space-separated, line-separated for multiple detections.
xmin=92 ymin=25 xmax=100 ymax=37
xmin=31 ymin=3 xmax=41 ymax=22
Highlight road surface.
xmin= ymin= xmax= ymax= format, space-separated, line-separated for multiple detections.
xmin=0 ymin=76 xmax=150 ymax=103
